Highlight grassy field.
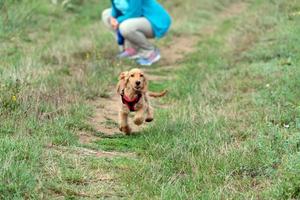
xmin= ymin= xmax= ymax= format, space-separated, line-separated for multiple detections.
xmin=1 ymin=0 xmax=300 ymax=199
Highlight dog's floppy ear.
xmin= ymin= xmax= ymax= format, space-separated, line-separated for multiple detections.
xmin=124 ymin=71 xmax=130 ymax=85
xmin=116 ymin=71 xmax=128 ymax=94
xmin=142 ymin=74 xmax=148 ymax=93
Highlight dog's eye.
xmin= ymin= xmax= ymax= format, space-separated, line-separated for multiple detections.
xmin=140 ymin=74 xmax=144 ymax=77
xmin=130 ymin=74 xmax=134 ymax=77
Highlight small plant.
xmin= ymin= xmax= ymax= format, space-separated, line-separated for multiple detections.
xmin=0 ymin=78 xmax=21 ymax=113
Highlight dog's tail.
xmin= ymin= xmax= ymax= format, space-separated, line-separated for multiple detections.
xmin=148 ymin=90 xmax=168 ymax=98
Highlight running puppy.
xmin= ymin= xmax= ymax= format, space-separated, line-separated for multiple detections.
xmin=116 ymin=68 xmax=167 ymax=134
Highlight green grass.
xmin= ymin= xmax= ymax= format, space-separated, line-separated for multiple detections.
xmin=1 ymin=0 xmax=300 ymax=198
xmin=96 ymin=134 xmax=146 ymax=152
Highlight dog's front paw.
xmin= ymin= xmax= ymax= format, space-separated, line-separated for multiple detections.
xmin=119 ymin=126 xmax=131 ymax=135
xmin=145 ymin=117 xmax=153 ymax=122
xmin=133 ymin=117 xmax=144 ymax=126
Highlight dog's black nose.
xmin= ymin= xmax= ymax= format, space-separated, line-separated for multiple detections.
xmin=136 ymin=81 xmax=141 ymax=85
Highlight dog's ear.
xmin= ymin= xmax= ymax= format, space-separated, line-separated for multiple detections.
xmin=142 ymin=74 xmax=148 ymax=93
xmin=124 ymin=71 xmax=130 ymax=81
xmin=116 ymin=71 xmax=128 ymax=94
xmin=119 ymin=71 xmax=127 ymax=80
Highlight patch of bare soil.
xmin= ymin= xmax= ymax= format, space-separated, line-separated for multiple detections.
xmin=78 ymin=131 xmax=99 ymax=144
xmin=88 ymin=92 xmax=121 ymax=135
xmin=218 ymin=2 xmax=248 ymax=19
xmin=46 ymin=144 xmax=136 ymax=158
xmin=160 ymin=35 xmax=199 ymax=65
xmin=86 ymin=88 xmax=146 ymax=137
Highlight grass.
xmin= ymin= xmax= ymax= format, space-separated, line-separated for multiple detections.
xmin=1 ymin=0 xmax=300 ymax=199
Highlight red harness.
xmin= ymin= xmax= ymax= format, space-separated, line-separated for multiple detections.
xmin=120 ymin=89 xmax=142 ymax=112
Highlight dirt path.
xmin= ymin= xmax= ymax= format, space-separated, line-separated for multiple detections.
xmin=82 ymin=45 xmax=190 ymax=140
xmin=80 ymin=35 xmax=198 ymax=140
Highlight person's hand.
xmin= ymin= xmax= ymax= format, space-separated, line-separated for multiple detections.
xmin=110 ymin=17 xmax=119 ymax=30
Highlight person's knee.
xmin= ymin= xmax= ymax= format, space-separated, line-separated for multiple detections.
xmin=101 ymin=9 xmax=111 ymax=23
xmin=119 ymin=21 xmax=135 ymax=37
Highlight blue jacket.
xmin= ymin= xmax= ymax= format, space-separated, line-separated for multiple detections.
xmin=111 ymin=0 xmax=172 ymax=38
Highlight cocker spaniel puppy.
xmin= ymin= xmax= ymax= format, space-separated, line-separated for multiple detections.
xmin=116 ymin=68 xmax=167 ymax=134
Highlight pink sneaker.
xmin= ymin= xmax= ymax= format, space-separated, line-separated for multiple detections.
xmin=136 ymin=49 xmax=161 ymax=66
xmin=117 ymin=48 xmax=140 ymax=59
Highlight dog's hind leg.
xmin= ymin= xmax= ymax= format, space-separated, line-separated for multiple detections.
xmin=119 ymin=111 xmax=131 ymax=134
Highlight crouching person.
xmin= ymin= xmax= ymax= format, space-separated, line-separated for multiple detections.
xmin=102 ymin=0 xmax=172 ymax=66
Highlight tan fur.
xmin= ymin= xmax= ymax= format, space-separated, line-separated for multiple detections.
xmin=148 ymin=90 xmax=168 ymax=98
xmin=116 ymin=68 xmax=167 ymax=135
